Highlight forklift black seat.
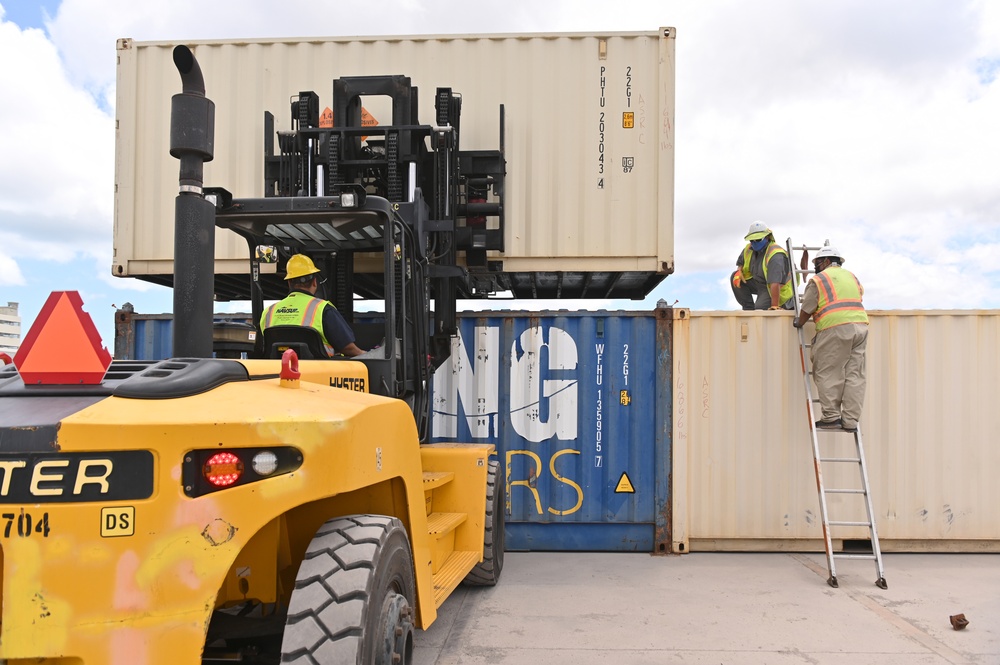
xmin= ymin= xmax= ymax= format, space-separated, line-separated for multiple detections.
xmin=262 ymin=326 xmax=332 ymax=360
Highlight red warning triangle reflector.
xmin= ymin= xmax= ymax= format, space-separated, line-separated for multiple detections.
xmin=13 ymin=291 xmax=112 ymax=385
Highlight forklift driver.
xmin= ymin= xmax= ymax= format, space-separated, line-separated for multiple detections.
xmin=261 ymin=254 xmax=366 ymax=357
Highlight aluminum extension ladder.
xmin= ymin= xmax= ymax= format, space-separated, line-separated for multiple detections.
xmin=785 ymin=238 xmax=887 ymax=589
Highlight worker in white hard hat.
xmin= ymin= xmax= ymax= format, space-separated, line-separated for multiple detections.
xmin=731 ymin=221 xmax=794 ymax=311
xmin=793 ymin=245 xmax=869 ymax=433
xmin=260 ymin=254 xmax=365 ymax=357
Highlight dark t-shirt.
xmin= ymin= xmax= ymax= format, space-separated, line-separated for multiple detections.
xmin=322 ymin=304 xmax=356 ymax=352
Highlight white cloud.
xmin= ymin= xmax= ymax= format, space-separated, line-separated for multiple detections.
xmin=671 ymin=0 xmax=999 ymax=312
xmin=0 ymin=16 xmax=113 ymax=268
xmin=0 ymin=0 xmax=996 ymax=339
xmin=0 ymin=250 xmax=26 ymax=286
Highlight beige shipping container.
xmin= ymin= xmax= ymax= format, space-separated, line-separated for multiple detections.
xmin=113 ymin=30 xmax=675 ymax=298
xmin=671 ymin=309 xmax=1000 ymax=553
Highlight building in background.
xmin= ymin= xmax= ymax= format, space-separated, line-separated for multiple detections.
xmin=0 ymin=302 xmax=21 ymax=355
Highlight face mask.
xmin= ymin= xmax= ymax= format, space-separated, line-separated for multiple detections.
xmin=750 ymin=238 xmax=769 ymax=252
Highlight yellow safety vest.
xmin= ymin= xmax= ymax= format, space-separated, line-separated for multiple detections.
xmin=261 ymin=292 xmax=335 ymax=355
xmin=740 ymin=242 xmax=794 ymax=306
xmin=812 ymin=266 xmax=869 ymax=332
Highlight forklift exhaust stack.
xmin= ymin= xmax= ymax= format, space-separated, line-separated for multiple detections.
xmin=170 ymin=45 xmax=216 ymax=358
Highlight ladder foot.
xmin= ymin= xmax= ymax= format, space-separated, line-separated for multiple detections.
xmin=875 ymin=577 xmax=888 ymax=589
xmin=827 ymin=576 xmax=839 ymax=588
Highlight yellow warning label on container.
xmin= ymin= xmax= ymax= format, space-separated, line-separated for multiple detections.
xmin=615 ymin=472 xmax=635 ymax=494
xmin=623 ymin=112 xmax=635 ymax=128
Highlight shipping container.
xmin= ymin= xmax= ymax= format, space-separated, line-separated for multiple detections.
xmin=114 ymin=30 xmax=676 ymax=300
xmin=113 ymin=307 xmax=1000 ymax=552
xmin=671 ymin=309 xmax=1000 ymax=553
xmin=114 ymin=304 xmax=256 ymax=360
xmin=116 ymin=307 xmax=674 ymax=552
xmin=430 ymin=310 xmax=673 ymax=552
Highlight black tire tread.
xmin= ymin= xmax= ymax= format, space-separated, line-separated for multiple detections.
xmin=463 ymin=459 xmax=504 ymax=586
xmin=281 ymin=515 xmax=402 ymax=665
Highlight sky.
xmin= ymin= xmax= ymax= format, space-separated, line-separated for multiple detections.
xmin=0 ymin=0 xmax=998 ymax=352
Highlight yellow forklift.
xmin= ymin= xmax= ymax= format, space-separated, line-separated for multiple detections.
xmin=0 ymin=45 xmax=506 ymax=664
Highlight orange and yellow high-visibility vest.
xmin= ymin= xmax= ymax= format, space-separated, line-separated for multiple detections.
xmin=812 ymin=266 xmax=869 ymax=331
xmin=260 ymin=291 xmax=335 ymax=355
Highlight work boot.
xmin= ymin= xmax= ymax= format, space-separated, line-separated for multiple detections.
xmin=815 ymin=419 xmax=843 ymax=430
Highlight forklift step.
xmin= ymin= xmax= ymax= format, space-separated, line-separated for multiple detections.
xmin=431 ymin=550 xmax=481 ymax=608
xmin=422 ymin=471 xmax=455 ymax=490
xmin=427 ymin=512 xmax=467 ymax=537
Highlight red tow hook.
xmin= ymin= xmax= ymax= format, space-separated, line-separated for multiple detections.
xmin=280 ymin=349 xmax=301 ymax=387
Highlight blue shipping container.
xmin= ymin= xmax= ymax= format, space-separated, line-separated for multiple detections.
xmin=431 ymin=310 xmax=672 ymax=552
xmin=114 ymin=307 xmax=255 ymax=360
xmin=115 ymin=307 xmax=674 ymax=552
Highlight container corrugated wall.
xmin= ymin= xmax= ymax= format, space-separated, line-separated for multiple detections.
xmin=431 ymin=310 xmax=672 ymax=552
xmin=114 ymin=30 xmax=675 ymax=279
xmin=671 ymin=309 xmax=1000 ymax=552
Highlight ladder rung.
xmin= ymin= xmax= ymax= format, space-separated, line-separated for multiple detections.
xmin=825 ymin=489 xmax=866 ymax=495
xmin=833 ymin=553 xmax=878 ymax=560
xmin=828 ymin=520 xmax=871 ymax=527
xmin=819 ymin=457 xmax=861 ymax=463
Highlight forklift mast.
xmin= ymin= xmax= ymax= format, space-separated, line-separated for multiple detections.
xmin=203 ymin=65 xmax=506 ymax=439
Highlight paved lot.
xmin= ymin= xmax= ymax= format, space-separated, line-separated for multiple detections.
xmin=415 ymin=552 xmax=999 ymax=664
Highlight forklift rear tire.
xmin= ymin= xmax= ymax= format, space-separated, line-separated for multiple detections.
xmin=281 ymin=515 xmax=415 ymax=665
xmin=463 ymin=459 xmax=505 ymax=586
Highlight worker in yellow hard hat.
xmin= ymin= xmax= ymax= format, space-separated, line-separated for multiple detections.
xmin=260 ymin=254 xmax=365 ymax=357
xmin=731 ymin=221 xmax=794 ymax=311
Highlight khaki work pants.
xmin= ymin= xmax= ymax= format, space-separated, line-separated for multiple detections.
xmin=811 ymin=322 xmax=868 ymax=428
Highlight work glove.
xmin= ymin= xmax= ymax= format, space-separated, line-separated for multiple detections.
xmin=732 ymin=271 xmax=743 ymax=288
xmin=792 ymin=319 xmax=804 ymax=329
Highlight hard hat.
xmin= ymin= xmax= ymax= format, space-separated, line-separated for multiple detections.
xmin=814 ymin=245 xmax=844 ymax=263
xmin=284 ymin=254 xmax=320 ymax=280
xmin=744 ymin=221 xmax=772 ymax=241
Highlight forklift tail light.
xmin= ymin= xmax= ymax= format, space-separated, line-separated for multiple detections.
xmin=204 ymin=452 xmax=244 ymax=487
xmin=184 ymin=447 xmax=303 ymax=497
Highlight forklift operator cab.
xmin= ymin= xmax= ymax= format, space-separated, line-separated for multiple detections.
xmin=260 ymin=254 xmax=367 ymax=359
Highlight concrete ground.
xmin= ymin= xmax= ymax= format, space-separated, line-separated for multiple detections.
xmin=415 ymin=552 xmax=999 ymax=664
